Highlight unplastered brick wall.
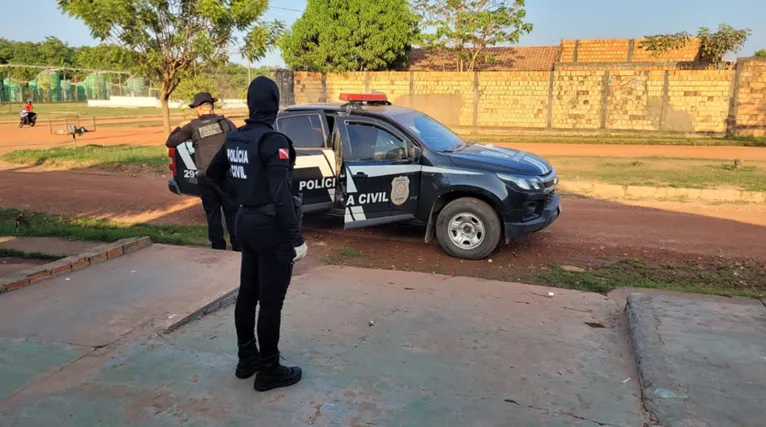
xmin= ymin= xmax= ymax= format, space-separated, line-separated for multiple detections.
xmin=293 ymin=72 xmax=323 ymax=104
xmin=289 ymin=62 xmax=761 ymax=135
xmin=477 ymin=72 xmax=550 ymax=128
xmin=560 ymin=38 xmax=701 ymax=64
xmin=551 ymin=71 xmax=605 ymax=129
xmin=665 ymin=70 xmax=734 ymax=133
xmin=734 ymin=59 xmax=766 ymax=137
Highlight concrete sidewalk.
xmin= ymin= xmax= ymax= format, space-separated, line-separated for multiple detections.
xmin=627 ymin=293 xmax=766 ymax=427
xmin=0 ymin=263 xmax=646 ymax=426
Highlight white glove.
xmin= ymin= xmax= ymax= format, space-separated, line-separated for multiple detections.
xmin=293 ymin=242 xmax=308 ymax=262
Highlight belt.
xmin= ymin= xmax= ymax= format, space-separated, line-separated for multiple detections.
xmin=242 ymin=204 xmax=276 ymax=215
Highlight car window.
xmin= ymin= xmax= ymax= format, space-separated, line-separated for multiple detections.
xmin=277 ymin=114 xmax=325 ymax=149
xmin=393 ymin=112 xmax=464 ymax=152
xmin=344 ymin=123 xmax=407 ymax=162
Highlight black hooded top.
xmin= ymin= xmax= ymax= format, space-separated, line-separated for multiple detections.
xmin=207 ymin=76 xmax=304 ymax=248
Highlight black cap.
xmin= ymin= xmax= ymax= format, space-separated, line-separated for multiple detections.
xmin=189 ymin=92 xmax=217 ymax=108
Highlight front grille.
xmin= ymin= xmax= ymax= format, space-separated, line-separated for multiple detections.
xmin=546 ymin=190 xmax=556 ymax=204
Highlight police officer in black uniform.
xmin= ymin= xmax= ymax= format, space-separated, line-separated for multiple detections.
xmin=166 ymin=92 xmax=240 ymax=251
xmin=207 ymin=77 xmax=308 ymax=392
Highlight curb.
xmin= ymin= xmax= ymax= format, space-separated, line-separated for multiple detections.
xmin=625 ymin=293 xmax=688 ymax=426
xmin=0 ymin=236 xmax=152 ymax=294
xmin=164 ymin=289 xmax=238 ymax=334
xmin=562 ymin=180 xmax=766 ymax=203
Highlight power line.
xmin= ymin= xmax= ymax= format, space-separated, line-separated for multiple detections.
xmin=270 ymin=6 xmax=303 ymax=13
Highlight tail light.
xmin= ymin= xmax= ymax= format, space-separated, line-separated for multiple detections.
xmin=168 ymin=147 xmax=176 ymax=175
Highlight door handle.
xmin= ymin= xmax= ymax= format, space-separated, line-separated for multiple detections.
xmin=354 ymin=172 xmax=368 ymax=179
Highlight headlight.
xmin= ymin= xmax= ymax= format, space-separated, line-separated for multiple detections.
xmin=497 ymin=173 xmax=545 ymax=191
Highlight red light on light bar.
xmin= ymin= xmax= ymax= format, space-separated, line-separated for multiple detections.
xmin=339 ymin=93 xmax=388 ymax=102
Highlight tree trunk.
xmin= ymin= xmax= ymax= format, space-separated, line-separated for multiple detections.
xmin=160 ymin=90 xmax=171 ymax=135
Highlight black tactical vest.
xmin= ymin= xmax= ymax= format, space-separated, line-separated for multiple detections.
xmin=190 ymin=115 xmax=233 ymax=173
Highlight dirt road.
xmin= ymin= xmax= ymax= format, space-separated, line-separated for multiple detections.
xmin=3 ymin=122 xmax=765 ymax=161
xmin=2 ymin=168 xmax=764 ymax=264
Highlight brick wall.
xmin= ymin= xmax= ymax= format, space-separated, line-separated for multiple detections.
xmin=289 ymin=60 xmax=764 ymax=135
xmin=560 ymin=38 xmax=701 ymax=64
xmin=477 ymin=72 xmax=550 ymax=128
xmin=734 ymin=58 xmax=766 ymax=137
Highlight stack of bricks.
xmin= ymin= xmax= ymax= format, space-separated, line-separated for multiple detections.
xmin=560 ymin=38 xmax=701 ymax=65
xmin=665 ymin=70 xmax=734 ymax=132
xmin=477 ymin=71 xmax=550 ymax=128
xmin=293 ymin=72 xmax=323 ymax=104
xmin=551 ymin=70 xmax=605 ymax=129
xmin=735 ymin=58 xmax=766 ymax=137
xmin=631 ymin=38 xmax=702 ymax=63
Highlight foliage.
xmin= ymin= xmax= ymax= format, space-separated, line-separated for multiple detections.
xmin=639 ymin=32 xmax=691 ymax=57
xmin=280 ymin=0 xmax=419 ymax=72
xmin=754 ymin=49 xmax=766 ymax=58
xmin=75 ymin=45 xmax=142 ymax=72
xmin=697 ymin=24 xmax=751 ymax=68
xmin=413 ymin=0 xmax=533 ymax=72
xmin=57 ymin=0 xmax=281 ymax=132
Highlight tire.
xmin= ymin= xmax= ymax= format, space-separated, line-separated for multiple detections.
xmin=435 ymin=197 xmax=501 ymax=260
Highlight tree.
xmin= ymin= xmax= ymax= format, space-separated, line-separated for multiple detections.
xmin=413 ymin=0 xmax=533 ymax=72
xmin=280 ymin=0 xmax=419 ymax=72
xmin=58 ymin=0 xmax=282 ymax=133
xmin=754 ymin=49 xmax=766 ymax=58
xmin=639 ymin=32 xmax=691 ymax=58
xmin=697 ymin=24 xmax=751 ymax=69
xmin=75 ymin=45 xmax=142 ymax=72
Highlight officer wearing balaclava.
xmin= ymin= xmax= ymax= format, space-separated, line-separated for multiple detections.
xmin=207 ymin=76 xmax=307 ymax=392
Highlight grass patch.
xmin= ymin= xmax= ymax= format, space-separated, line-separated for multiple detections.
xmin=551 ymin=156 xmax=766 ymax=192
xmin=0 ymin=209 xmax=207 ymax=247
xmin=0 ymin=104 xmax=186 ymax=119
xmin=0 ymin=247 xmax=64 ymax=261
xmin=534 ymin=259 xmax=766 ymax=298
xmin=2 ymin=144 xmax=168 ymax=174
xmin=334 ymin=246 xmax=361 ymax=258
xmin=97 ymin=120 xmax=164 ymax=128
xmin=467 ymin=133 xmax=766 ymax=147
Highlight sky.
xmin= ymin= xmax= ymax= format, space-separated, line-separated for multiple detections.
xmin=2 ymin=0 xmax=764 ymax=67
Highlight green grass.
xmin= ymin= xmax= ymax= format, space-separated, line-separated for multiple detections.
xmin=0 ymin=247 xmax=64 ymax=261
xmin=551 ymin=156 xmax=766 ymax=192
xmin=1 ymin=209 xmax=208 ymax=246
xmin=0 ymin=104 xmax=184 ymax=120
xmin=2 ymin=144 xmax=168 ymax=174
xmin=533 ymin=259 xmax=766 ymax=298
xmin=467 ymin=133 xmax=766 ymax=147
xmin=334 ymin=246 xmax=361 ymax=258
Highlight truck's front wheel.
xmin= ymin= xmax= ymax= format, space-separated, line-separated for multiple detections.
xmin=435 ymin=197 xmax=501 ymax=260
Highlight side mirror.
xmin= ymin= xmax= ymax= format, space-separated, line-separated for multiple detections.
xmin=410 ymin=146 xmax=422 ymax=162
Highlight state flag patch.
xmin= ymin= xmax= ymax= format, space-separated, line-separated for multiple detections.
xmin=278 ymin=148 xmax=289 ymax=160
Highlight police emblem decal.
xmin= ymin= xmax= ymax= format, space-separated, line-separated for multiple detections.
xmin=391 ymin=176 xmax=410 ymax=206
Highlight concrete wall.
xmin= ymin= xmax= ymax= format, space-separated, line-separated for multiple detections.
xmin=87 ymin=97 xmax=183 ymax=109
xmin=289 ymin=59 xmax=765 ymax=135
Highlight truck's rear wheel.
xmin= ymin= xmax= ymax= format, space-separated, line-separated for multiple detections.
xmin=436 ymin=197 xmax=501 ymax=260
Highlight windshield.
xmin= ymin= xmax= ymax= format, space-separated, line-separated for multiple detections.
xmin=393 ymin=112 xmax=465 ymax=152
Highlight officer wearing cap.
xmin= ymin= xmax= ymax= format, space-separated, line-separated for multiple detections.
xmin=207 ymin=76 xmax=307 ymax=392
xmin=166 ymin=92 xmax=240 ymax=251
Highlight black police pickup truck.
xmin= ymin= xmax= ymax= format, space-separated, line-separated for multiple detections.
xmin=168 ymin=93 xmax=561 ymax=260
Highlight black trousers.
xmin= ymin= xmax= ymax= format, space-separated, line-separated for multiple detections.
xmin=199 ymin=176 xmax=239 ymax=250
xmin=234 ymin=209 xmax=296 ymax=357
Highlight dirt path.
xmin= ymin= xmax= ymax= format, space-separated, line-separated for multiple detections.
xmin=4 ymin=122 xmax=765 ymax=161
xmin=2 ymin=168 xmax=764 ymax=264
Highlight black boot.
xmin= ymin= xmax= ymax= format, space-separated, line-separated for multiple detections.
xmin=253 ymin=354 xmax=302 ymax=392
xmin=235 ymin=341 xmax=260 ymax=379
